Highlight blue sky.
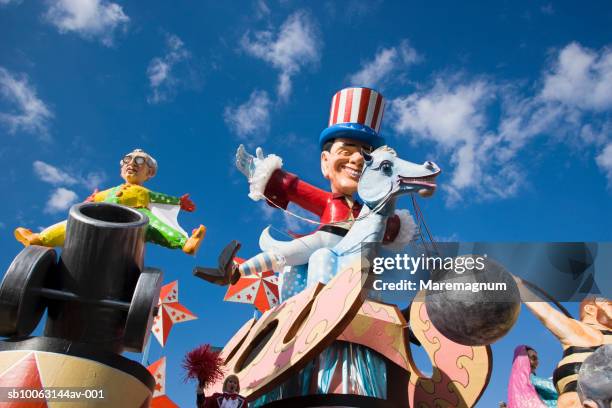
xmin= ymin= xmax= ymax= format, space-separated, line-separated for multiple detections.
xmin=0 ymin=0 xmax=611 ymax=406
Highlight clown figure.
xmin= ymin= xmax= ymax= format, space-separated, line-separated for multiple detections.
xmin=15 ymin=149 xmax=206 ymax=255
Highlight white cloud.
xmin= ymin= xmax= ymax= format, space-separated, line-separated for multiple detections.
xmin=596 ymin=143 xmax=612 ymax=187
xmin=81 ymin=171 xmax=106 ymax=190
xmin=391 ymin=79 xmax=490 ymax=147
xmin=33 ymin=161 xmax=77 ymax=185
xmin=33 ymin=160 xmax=106 ymax=193
xmin=388 ymin=42 xmax=612 ymax=203
xmin=241 ymin=10 xmax=321 ymax=101
xmin=45 ymin=187 xmax=78 ymax=213
xmin=390 ymin=79 xmax=503 ymax=199
xmin=44 ymin=0 xmax=129 ymax=46
xmin=541 ymin=42 xmax=612 ymax=111
xmin=579 ymin=123 xmax=609 ymax=146
xmin=224 ymin=90 xmax=272 ymax=142
xmin=349 ymin=40 xmax=420 ymax=88
xmin=254 ymin=0 xmax=270 ymax=19
xmin=147 ymin=34 xmax=191 ymax=104
xmin=0 ymin=67 xmax=53 ymax=136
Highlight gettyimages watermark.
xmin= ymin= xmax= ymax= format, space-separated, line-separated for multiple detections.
xmin=359 ymin=242 xmax=611 ymax=304
xmin=370 ymin=253 xmax=507 ymax=293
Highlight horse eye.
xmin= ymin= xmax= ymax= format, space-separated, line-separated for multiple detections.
xmin=381 ymin=161 xmax=393 ymax=174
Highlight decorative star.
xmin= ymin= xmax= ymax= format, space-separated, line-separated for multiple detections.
xmin=151 ymin=281 xmax=197 ymax=347
xmin=224 ymin=258 xmax=279 ymax=313
xmin=147 ymin=357 xmax=179 ymax=408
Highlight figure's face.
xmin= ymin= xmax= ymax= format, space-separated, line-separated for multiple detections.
xmin=527 ymin=349 xmax=539 ymax=372
xmin=224 ymin=377 xmax=239 ymax=394
xmin=321 ymin=138 xmax=371 ymax=195
xmin=120 ymin=153 xmax=154 ymax=185
xmin=595 ymin=299 xmax=612 ymax=329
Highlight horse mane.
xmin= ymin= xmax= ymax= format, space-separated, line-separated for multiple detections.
xmin=374 ymin=145 xmax=397 ymax=156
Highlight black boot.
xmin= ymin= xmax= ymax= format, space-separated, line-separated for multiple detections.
xmin=193 ymin=240 xmax=241 ymax=286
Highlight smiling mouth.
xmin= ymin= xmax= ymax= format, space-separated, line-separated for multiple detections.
xmin=342 ymin=165 xmax=361 ymax=180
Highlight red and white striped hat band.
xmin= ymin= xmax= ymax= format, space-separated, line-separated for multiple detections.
xmin=328 ymin=87 xmax=386 ymax=133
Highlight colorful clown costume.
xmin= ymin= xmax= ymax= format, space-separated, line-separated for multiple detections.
xmin=15 ymin=183 xmax=205 ymax=254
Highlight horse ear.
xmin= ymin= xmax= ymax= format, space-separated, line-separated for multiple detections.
xmin=362 ymin=150 xmax=373 ymax=164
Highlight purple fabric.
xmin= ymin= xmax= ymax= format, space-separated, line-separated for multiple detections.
xmin=508 ymin=345 xmax=546 ymax=408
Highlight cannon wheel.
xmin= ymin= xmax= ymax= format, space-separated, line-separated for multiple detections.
xmin=0 ymin=246 xmax=56 ymax=337
xmin=123 ymin=267 xmax=163 ymax=353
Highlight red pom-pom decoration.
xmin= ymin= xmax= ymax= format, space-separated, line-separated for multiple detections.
xmin=183 ymin=344 xmax=225 ymax=388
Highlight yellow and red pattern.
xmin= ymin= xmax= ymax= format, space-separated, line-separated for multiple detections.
xmin=338 ymin=300 xmax=410 ymax=369
xmin=407 ymin=298 xmax=491 ymax=407
xmin=152 ymin=281 xmax=197 ymax=347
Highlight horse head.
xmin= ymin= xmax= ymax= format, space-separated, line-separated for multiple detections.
xmin=358 ymin=146 xmax=440 ymax=211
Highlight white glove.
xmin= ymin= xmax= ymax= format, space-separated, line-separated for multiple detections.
xmin=236 ymin=144 xmax=266 ymax=180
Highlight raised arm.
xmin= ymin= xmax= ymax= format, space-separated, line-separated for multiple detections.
xmin=515 ymin=276 xmax=582 ymax=346
xmin=149 ymin=190 xmax=180 ymax=205
xmin=149 ymin=190 xmax=196 ymax=212
xmin=236 ymin=144 xmax=328 ymax=216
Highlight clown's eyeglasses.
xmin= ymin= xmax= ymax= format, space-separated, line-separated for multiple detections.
xmin=121 ymin=155 xmax=147 ymax=166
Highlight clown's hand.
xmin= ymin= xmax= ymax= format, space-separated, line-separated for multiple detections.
xmin=180 ymin=194 xmax=196 ymax=212
xmin=236 ymin=144 xmax=266 ymax=181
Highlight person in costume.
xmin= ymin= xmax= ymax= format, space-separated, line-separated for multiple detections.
xmin=208 ymin=87 xmax=417 ymax=285
xmin=508 ymin=345 xmax=558 ymax=407
xmin=197 ymin=375 xmax=248 ymax=408
xmin=14 ymin=149 xmax=206 ymax=255
xmin=516 ymin=278 xmax=612 ymax=408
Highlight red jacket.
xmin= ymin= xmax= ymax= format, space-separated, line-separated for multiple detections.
xmin=200 ymin=392 xmax=247 ymax=408
xmin=264 ymin=169 xmax=400 ymax=242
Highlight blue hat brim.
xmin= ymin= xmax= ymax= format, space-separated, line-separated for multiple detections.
xmin=319 ymin=123 xmax=385 ymax=150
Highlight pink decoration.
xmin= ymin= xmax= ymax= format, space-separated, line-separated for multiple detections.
xmin=508 ymin=345 xmax=546 ymax=408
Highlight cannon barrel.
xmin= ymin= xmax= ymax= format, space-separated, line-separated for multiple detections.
xmin=44 ymin=202 xmax=147 ymax=352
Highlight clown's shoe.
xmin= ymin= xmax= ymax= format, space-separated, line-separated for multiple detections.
xmin=183 ymin=224 xmax=206 ymax=255
xmin=14 ymin=228 xmax=42 ymax=247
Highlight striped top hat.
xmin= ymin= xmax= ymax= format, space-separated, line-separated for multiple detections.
xmin=319 ymin=87 xmax=386 ymax=149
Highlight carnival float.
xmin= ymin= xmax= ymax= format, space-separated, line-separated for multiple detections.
xmin=0 ymin=87 xmax=609 ymax=408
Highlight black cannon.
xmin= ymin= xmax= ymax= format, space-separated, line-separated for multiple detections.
xmin=0 ymin=202 xmax=162 ymax=353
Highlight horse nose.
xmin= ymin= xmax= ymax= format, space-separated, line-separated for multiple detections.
xmin=424 ymin=161 xmax=438 ymax=171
